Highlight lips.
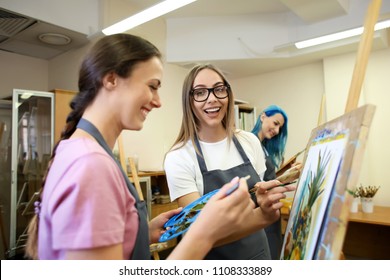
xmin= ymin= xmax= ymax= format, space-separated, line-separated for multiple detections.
xmin=204 ymin=107 xmax=221 ymax=114
xmin=141 ymin=108 xmax=150 ymax=118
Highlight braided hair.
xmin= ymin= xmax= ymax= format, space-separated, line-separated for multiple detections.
xmin=25 ymin=34 xmax=161 ymax=259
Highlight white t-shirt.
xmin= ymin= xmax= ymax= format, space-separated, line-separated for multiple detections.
xmin=164 ymin=130 xmax=266 ymax=201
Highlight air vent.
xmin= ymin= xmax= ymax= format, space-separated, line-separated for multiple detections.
xmin=0 ymin=7 xmax=89 ymax=60
xmin=0 ymin=9 xmax=36 ymax=37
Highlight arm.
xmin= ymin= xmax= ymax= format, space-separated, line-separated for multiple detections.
xmin=65 ymin=244 xmax=123 ymax=260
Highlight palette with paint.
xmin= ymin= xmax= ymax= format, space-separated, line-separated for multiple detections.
xmin=159 ymin=189 xmax=219 ymax=242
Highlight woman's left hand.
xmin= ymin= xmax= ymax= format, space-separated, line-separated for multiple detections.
xmin=254 ymin=180 xmax=296 ymax=216
xmin=148 ymin=207 xmax=183 ymax=244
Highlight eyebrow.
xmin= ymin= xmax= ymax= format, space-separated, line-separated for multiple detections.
xmin=193 ymin=81 xmax=224 ymax=88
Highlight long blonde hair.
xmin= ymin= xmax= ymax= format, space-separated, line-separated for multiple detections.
xmin=169 ymin=64 xmax=236 ymax=154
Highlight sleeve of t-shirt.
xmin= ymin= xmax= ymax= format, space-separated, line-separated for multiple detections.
xmin=164 ymin=147 xmax=200 ymax=202
xmin=50 ymin=152 xmax=130 ymax=250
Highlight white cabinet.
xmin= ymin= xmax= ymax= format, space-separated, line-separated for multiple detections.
xmin=234 ymin=100 xmax=257 ymax=132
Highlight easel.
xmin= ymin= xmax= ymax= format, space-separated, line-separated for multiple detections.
xmin=117 ymin=134 xmax=166 ymax=260
xmin=336 ymin=0 xmax=381 ymax=260
xmin=117 ymin=135 xmax=144 ymax=201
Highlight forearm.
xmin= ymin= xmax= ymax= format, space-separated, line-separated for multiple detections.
xmin=167 ymin=230 xmax=212 ymax=260
xmin=214 ymin=208 xmax=278 ymax=247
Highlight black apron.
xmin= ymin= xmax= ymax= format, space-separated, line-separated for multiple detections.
xmin=195 ymin=135 xmax=271 ymax=260
xmin=261 ymin=144 xmax=283 ymax=260
xmin=77 ymin=118 xmax=150 ymax=260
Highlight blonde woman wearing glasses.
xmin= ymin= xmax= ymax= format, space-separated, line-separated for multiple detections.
xmin=164 ymin=64 xmax=295 ymax=260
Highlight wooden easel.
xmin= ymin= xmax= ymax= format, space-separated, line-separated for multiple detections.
xmin=117 ymin=133 xmax=165 ymax=260
xmin=117 ymin=134 xmax=144 ymax=201
xmin=336 ymin=0 xmax=381 ymax=260
xmin=344 ymin=0 xmax=382 ymax=113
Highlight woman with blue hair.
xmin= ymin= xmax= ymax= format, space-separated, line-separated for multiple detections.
xmin=251 ymin=105 xmax=288 ymax=170
xmin=251 ymin=105 xmax=288 ymax=259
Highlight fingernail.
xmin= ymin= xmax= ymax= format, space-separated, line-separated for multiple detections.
xmin=230 ymin=176 xmax=239 ymax=184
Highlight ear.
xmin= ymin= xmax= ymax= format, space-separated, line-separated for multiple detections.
xmin=102 ymin=72 xmax=117 ymax=90
xmin=260 ymin=113 xmax=266 ymax=122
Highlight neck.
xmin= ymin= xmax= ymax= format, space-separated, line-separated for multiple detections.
xmin=258 ymin=131 xmax=265 ymax=142
xmin=80 ymin=113 xmax=121 ymax=149
xmin=78 ymin=91 xmax=122 ymax=149
xmin=198 ymin=125 xmax=227 ymax=142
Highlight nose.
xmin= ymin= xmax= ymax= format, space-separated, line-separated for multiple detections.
xmin=206 ymin=90 xmax=218 ymax=102
xmin=151 ymin=93 xmax=162 ymax=108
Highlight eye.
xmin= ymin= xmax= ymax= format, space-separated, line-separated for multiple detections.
xmin=214 ymin=86 xmax=224 ymax=93
xmin=149 ymin=84 xmax=158 ymax=91
xmin=193 ymin=88 xmax=207 ymax=96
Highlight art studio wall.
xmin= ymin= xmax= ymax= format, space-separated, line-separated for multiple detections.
xmin=234 ymin=48 xmax=390 ymax=207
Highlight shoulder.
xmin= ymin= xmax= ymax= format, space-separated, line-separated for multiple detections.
xmin=165 ymin=140 xmax=195 ymax=163
xmin=235 ymin=130 xmax=260 ymax=146
xmin=54 ymin=138 xmax=123 ymax=185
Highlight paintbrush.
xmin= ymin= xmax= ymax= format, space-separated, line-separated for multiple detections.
xmin=225 ymin=175 xmax=251 ymax=195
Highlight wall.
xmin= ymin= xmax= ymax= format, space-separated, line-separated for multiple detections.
xmin=44 ymin=0 xmax=182 ymax=171
xmin=230 ymin=49 xmax=389 ymax=206
xmin=323 ymin=48 xmax=390 ymax=207
xmin=231 ymin=62 xmax=325 ymax=162
xmin=0 ymin=51 xmax=49 ymax=98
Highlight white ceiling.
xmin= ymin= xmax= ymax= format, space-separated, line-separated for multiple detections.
xmin=0 ymin=0 xmax=389 ymax=79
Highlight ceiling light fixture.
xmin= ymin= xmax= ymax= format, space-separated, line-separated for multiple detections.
xmin=38 ymin=33 xmax=72 ymax=45
xmin=295 ymin=19 xmax=390 ymax=49
xmin=102 ymin=0 xmax=197 ymax=35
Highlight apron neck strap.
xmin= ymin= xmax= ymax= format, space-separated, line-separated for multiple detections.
xmin=194 ymin=134 xmax=250 ymax=173
xmin=76 ymin=118 xmax=141 ymax=202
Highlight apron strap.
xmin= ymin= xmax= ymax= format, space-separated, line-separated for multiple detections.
xmin=77 ymin=118 xmax=141 ymax=202
xmin=76 ymin=118 xmax=150 ymax=260
xmin=194 ymin=134 xmax=250 ymax=173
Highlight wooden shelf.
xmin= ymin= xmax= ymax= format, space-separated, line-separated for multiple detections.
xmin=348 ymin=205 xmax=390 ymax=226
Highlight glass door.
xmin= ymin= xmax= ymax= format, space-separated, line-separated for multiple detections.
xmin=9 ymin=89 xmax=53 ymax=258
xmin=0 ymin=100 xmax=12 ymax=259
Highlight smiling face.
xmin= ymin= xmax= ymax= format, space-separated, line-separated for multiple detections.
xmin=115 ymin=57 xmax=163 ymax=131
xmin=191 ymin=68 xmax=229 ymax=138
xmin=259 ymin=113 xmax=285 ymax=141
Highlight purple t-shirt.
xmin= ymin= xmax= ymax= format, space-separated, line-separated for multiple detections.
xmin=38 ymin=138 xmax=139 ymax=259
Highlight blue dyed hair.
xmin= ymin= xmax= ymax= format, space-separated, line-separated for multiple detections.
xmin=251 ymin=105 xmax=288 ymax=168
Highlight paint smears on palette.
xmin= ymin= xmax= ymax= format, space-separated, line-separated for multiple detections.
xmin=159 ymin=189 xmax=219 ymax=242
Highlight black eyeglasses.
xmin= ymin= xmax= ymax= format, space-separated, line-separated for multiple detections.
xmin=191 ymin=84 xmax=230 ymax=102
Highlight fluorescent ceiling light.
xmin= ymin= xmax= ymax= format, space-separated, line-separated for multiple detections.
xmin=102 ymin=0 xmax=197 ymax=35
xmin=295 ymin=19 xmax=390 ymax=49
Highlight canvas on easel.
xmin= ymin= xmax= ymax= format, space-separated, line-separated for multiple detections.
xmin=280 ymin=104 xmax=375 ymax=259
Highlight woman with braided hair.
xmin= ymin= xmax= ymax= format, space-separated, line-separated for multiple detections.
xmin=25 ymin=34 xmax=257 ymax=260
